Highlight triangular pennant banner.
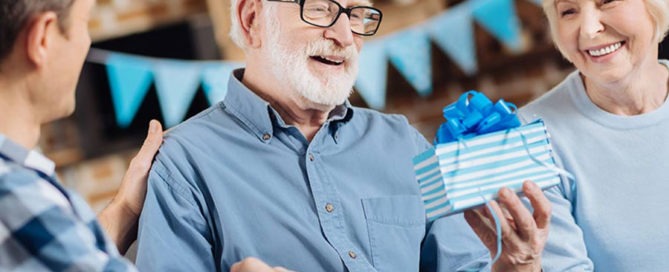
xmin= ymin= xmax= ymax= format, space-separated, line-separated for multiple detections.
xmin=355 ymin=39 xmax=388 ymax=109
xmin=201 ymin=62 xmax=242 ymax=105
xmin=471 ymin=0 xmax=523 ymax=52
xmin=385 ymin=28 xmax=433 ymax=96
xmin=153 ymin=60 xmax=202 ymax=128
xmin=106 ymin=53 xmax=153 ymax=128
xmin=427 ymin=4 xmax=478 ymax=75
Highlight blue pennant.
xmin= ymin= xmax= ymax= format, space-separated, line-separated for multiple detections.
xmin=427 ymin=4 xmax=478 ymax=75
xmin=385 ymin=28 xmax=433 ymax=96
xmin=153 ymin=60 xmax=202 ymax=128
xmin=106 ymin=53 xmax=153 ymax=128
xmin=471 ymin=0 xmax=523 ymax=52
xmin=355 ymin=39 xmax=388 ymax=109
xmin=201 ymin=62 xmax=242 ymax=105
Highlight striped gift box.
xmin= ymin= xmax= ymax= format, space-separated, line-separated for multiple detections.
xmin=413 ymin=120 xmax=560 ymax=222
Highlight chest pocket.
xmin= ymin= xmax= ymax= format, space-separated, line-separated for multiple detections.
xmin=362 ymin=195 xmax=426 ymax=272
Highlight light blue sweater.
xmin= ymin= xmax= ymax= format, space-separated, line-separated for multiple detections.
xmin=518 ymin=60 xmax=669 ymax=271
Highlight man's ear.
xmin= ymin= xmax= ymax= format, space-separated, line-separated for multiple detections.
xmin=238 ymin=0 xmax=264 ymax=48
xmin=25 ymin=12 xmax=59 ymax=67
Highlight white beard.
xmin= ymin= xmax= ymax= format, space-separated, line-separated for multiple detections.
xmin=263 ymin=9 xmax=359 ymax=107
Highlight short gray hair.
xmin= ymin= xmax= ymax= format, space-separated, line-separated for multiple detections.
xmin=229 ymin=0 xmax=280 ymax=50
xmin=229 ymin=0 xmax=246 ymax=50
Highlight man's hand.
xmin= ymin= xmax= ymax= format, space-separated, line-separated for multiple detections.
xmin=98 ymin=120 xmax=163 ymax=254
xmin=231 ymin=257 xmax=295 ymax=272
xmin=464 ymin=181 xmax=551 ymax=272
xmin=114 ymin=119 xmax=163 ymax=218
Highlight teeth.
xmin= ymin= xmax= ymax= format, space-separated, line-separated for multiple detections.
xmin=588 ymin=42 xmax=622 ymax=57
xmin=321 ymin=56 xmax=344 ymax=64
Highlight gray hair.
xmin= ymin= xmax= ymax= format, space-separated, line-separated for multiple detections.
xmin=229 ymin=0 xmax=246 ymax=50
xmin=229 ymin=0 xmax=279 ymax=50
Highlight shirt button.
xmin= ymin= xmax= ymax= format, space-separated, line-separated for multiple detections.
xmin=308 ymin=153 xmax=315 ymax=161
xmin=262 ymin=133 xmax=271 ymax=141
xmin=325 ymin=203 xmax=334 ymax=213
xmin=348 ymin=250 xmax=357 ymax=259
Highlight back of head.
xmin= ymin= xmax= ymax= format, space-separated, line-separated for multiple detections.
xmin=0 ymin=0 xmax=74 ymax=65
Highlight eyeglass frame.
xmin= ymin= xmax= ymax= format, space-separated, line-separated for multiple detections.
xmin=266 ymin=0 xmax=383 ymax=36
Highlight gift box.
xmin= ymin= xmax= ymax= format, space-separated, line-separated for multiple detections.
xmin=413 ymin=91 xmax=561 ymax=221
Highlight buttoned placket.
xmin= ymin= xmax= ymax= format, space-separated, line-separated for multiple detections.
xmin=303 ymin=124 xmax=374 ymax=271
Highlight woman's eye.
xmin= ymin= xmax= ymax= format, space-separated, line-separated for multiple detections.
xmin=559 ymin=8 xmax=576 ymax=17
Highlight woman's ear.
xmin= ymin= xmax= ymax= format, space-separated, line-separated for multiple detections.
xmin=25 ymin=11 xmax=59 ymax=67
xmin=238 ymin=0 xmax=265 ymax=48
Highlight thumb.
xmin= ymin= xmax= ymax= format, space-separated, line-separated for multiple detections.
xmin=134 ymin=120 xmax=163 ymax=163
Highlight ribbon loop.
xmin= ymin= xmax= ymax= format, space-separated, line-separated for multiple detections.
xmin=435 ymin=91 xmax=521 ymax=144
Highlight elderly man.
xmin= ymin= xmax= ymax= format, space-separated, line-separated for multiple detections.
xmin=136 ymin=0 xmax=550 ymax=271
xmin=0 ymin=0 xmax=163 ymax=270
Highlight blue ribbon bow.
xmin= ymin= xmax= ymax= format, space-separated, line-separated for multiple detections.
xmin=435 ymin=91 xmax=521 ymax=144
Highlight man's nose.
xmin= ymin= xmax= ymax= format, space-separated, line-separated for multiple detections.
xmin=324 ymin=13 xmax=355 ymax=47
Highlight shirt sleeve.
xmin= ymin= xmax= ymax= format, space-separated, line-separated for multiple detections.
xmin=0 ymin=168 xmax=136 ymax=272
xmin=518 ymin=112 xmax=594 ymax=271
xmin=135 ymin=150 xmax=217 ymax=271
xmin=537 ymin=157 xmax=594 ymax=271
xmin=420 ymin=214 xmax=492 ymax=272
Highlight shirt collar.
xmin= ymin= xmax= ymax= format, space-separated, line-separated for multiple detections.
xmin=222 ymin=69 xmax=354 ymax=142
xmin=0 ymin=134 xmax=55 ymax=176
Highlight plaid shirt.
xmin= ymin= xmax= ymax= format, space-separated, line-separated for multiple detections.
xmin=0 ymin=134 xmax=136 ymax=271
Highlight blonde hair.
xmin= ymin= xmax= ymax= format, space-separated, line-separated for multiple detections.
xmin=543 ymin=0 xmax=669 ymax=58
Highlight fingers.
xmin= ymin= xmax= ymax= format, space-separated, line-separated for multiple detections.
xmin=230 ymin=257 xmax=294 ymax=272
xmin=134 ymin=120 xmax=163 ymax=164
xmin=523 ymin=180 xmax=552 ymax=229
xmin=231 ymin=257 xmax=273 ymax=272
xmin=497 ymin=187 xmax=536 ymax=240
xmin=486 ymin=200 xmax=521 ymax=245
xmin=465 ymin=209 xmax=499 ymax=253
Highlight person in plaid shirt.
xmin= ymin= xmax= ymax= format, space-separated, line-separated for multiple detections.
xmin=0 ymin=0 xmax=164 ymax=270
xmin=0 ymin=1 xmax=294 ymax=271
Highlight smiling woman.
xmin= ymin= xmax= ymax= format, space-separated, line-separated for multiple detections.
xmin=514 ymin=0 xmax=669 ymax=271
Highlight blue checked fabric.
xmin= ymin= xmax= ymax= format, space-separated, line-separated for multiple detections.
xmin=413 ymin=120 xmax=561 ymax=221
xmin=0 ymin=134 xmax=136 ymax=271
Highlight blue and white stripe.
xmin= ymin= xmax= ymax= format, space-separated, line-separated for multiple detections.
xmin=413 ymin=120 xmax=561 ymax=221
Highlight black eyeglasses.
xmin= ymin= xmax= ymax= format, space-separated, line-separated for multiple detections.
xmin=267 ymin=0 xmax=383 ymax=36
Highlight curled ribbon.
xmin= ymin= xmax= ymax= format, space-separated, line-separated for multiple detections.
xmin=435 ymin=91 xmax=521 ymax=144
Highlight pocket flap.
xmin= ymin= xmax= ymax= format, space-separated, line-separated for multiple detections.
xmin=362 ymin=195 xmax=426 ymax=226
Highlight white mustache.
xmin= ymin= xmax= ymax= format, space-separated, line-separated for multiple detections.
xmin=304 ymin=39 xmax=358 ymax=61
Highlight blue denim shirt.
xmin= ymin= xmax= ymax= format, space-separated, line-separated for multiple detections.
xmin=136 ymin=69 xmax=490 ymax=271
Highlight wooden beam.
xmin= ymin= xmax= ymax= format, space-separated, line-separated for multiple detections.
xmin=373 ymin=0 xmax=445 ymax=37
